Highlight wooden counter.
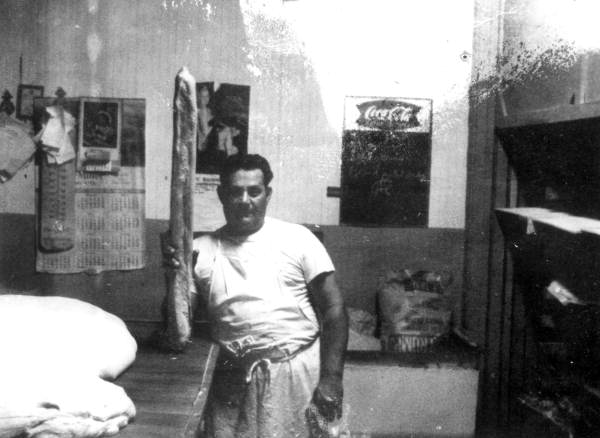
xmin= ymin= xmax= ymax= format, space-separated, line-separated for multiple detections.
xmin=116 ymin=337 xmax=218 ymax=438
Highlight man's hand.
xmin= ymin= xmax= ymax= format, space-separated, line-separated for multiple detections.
xmin=161 ymin=232 xmax=199 ymax=270
xmin=313 ymin=375 xmax=344 ymax=422
xmin=160 ymin=231 xmax=180 ymax=268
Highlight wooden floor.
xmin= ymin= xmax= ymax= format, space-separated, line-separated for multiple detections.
xmin=115 ymin=337 xmax=218 ymax=438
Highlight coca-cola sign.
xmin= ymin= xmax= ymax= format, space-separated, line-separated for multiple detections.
xmin=344 ymin=97 xmax=431 ymax=132
xmin=341 ymin=96 xmax=432 ymax=227
xmin=355 ymin=99 xmax=423 ymax=131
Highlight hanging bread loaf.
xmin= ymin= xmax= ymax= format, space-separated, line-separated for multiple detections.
xmin=163 ymin=67 xmax=198 ymax=351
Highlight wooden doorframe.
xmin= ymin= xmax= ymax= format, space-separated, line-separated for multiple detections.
xmin=462 ymin=0 xmax=522 ymax=433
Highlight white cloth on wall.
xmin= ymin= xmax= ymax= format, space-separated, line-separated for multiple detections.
xmin=40 ymin=105 xmax=76 ymax=164
xmin=0 ymin=113 xmax=36 ymax=182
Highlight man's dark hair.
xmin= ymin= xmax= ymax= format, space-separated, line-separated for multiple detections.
xmin=219 ymin=154 xmax=274 ymax=187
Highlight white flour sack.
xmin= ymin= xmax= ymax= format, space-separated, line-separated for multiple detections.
xmin=0 ymin=294 xmax=137 ymax=438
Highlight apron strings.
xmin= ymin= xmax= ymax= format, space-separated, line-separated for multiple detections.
xmin=245 ymin=358 xmax=272 ymax=384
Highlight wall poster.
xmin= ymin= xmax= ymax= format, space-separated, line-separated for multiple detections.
xmin=194 ymin=82 xmax=250 ymax=231
xmin=341 ymin=96 xmax=432 ymax=227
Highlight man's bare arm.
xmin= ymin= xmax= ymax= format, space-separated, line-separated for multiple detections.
xmin=308 ymin=271 xmax=348 ymax=421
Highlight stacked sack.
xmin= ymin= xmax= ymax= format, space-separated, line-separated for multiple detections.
xmin=377 ymin=269 xmax=453 ymax=353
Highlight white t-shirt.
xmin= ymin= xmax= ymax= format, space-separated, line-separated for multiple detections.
xmin=193 ymin=217 xmax=335 ymax=354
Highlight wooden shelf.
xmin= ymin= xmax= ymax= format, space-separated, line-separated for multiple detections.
xmin=496 ymin=101 xmax=600 ymax=130
xmin=495 ymin=208 xmax=600 ymax=303
xmin=514 ymin=395 xmax=573 ymax=438
xmin=496 ymin=208 xmax=600 ymax=235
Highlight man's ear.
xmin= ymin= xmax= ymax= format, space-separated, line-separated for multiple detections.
xmin=266 ymin=186 xmax=273 ymax=202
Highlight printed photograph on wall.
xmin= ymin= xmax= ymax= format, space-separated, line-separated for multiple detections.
xmin=82 ymin=100 xmax=119 ymax=149
xmin=341 ymin=96 xmax=432 ymax=227
xmin=196 ymin=82 xmax=250 ymax=175
xmin=78 ymin=99 xmax=122 ymax=173
xmin=194 ymin=82 xmax=250 ymax=231
xmin=196 ymin=82 xmax=215 ymax=160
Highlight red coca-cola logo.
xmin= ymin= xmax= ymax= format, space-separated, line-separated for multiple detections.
xmin=355 ymin=100 xmax=422 ymax=130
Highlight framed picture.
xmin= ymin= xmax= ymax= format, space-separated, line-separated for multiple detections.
xmin=16 ymin=84 xmax=44 ymax=120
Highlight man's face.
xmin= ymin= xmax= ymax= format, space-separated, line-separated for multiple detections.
xmin=218 ymin=169 xmax=272 ymax=235
xmin=199 ymin=88 xmax=210 ymax=107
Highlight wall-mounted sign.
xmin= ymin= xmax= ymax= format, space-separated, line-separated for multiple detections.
xmin=341 ymin=96 xmax=432 ymax=227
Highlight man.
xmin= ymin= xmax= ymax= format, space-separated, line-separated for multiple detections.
xmin=192 ymin=154 xmax=348 ymax=437
xmin=196 ymin=84 xmax=214 ymax=153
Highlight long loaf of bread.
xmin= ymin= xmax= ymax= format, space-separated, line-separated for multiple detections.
xmin=164 ymin=67 xmax=197 ymax=351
